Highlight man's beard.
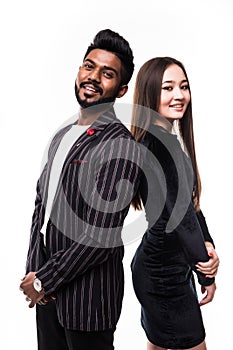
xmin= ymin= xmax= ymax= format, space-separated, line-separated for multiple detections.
xmin=74 ymin=81 xmax=118 ymax=112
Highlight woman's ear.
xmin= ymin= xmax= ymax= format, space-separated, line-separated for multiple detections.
xmin=116 ymin=85 xmax=128 ymax=98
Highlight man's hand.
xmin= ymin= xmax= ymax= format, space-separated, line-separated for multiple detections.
xmin=196 ymin=242 xmax=220 ymax=278
xmin=199 ymin=282 xmax=216 ymax=306
xmin=19 ymin=272 xmax=45 ymax=308
xmin=37 ymin=294 xmax=56 ymax=305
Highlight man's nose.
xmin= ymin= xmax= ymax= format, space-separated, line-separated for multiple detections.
xmin=88 ymin=69 xmax=101 ymax=84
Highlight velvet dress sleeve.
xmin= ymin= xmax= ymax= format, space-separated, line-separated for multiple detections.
xmin=196 ymin=210 xmax=215 ymax=247
xmin=145 ymin=126 xmax=215 ymax=287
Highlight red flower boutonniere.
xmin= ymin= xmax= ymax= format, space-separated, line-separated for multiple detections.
xmin=87 ymin=128 xmax=95 ymax=136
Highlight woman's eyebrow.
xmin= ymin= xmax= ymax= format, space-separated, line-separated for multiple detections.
xmin=162 ymin=79 xmax=188 ymax=84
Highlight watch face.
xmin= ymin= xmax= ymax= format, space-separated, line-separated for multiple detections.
xmin=34 ymin=278 xmax=42 ymax=292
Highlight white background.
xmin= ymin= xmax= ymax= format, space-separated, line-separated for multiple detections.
xmin=1 ymin=0 xmax=232 ymax=348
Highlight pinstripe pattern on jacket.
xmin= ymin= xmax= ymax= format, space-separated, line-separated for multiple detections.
xmin=26 ymin=107 xmax=142 ymax=330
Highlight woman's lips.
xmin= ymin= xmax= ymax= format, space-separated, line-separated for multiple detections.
xmin=169 ymin=104 xmax=184 ymax=111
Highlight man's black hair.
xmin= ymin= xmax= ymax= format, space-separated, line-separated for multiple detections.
xmin=83 ymin=29 xmax=134 ymax=85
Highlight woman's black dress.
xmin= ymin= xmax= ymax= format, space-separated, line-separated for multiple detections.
xmin=131 ymin=124 xmax=215 ymax=349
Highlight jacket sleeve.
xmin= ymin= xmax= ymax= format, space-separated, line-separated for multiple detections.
xmin=36 ymin=136 xmax=142 ymax=295
xmin=25 ymin=127 xmax=68 ymax=273
xmin=25 ymin=168 xmax=47 ymax=273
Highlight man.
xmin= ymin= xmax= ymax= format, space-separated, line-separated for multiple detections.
xmin=20 ymin=29 xmax=142 ymax=350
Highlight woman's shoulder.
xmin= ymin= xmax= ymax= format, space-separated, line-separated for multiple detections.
xmin=143 ymin=124 xmax=180 ymax=153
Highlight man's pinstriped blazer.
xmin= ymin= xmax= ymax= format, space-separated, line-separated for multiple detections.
xmin=26 ymin=107 xmax=142 ymax=331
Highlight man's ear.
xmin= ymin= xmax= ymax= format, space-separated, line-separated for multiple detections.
xmin=117 ymin=85 xmax=128 ymax=98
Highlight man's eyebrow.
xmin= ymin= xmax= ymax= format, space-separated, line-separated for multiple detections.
xmin=84 ymin=58 xmax=95 ymax=65
xmin=103 ymin=66 xmax=118 ymax=75
xmin=84 ymin=58 xmax=118 ymax=75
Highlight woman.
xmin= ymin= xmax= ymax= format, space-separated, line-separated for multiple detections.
xmin=131 ymin=57 xmax=219 ymax=350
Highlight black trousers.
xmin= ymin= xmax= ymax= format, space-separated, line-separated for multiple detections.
xmin=36 ymin=301 xmax=115 ymax=350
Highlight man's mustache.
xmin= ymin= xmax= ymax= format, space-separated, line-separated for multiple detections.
xmin=79 ymin=80 xmax=103 ymax=95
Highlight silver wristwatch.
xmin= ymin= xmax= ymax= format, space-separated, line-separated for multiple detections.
xmin=33 ymin=277 xmax=43 ymax=293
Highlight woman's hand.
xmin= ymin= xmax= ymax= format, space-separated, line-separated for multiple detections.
xmin=196 ymin=242 xmax=220 ymax=278
xmin=199 ymin=282 xmax=216 ymax=306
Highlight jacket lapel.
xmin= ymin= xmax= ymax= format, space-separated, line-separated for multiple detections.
xmin=49 ymin=107 xmax=118 ymax=209
xmin=62 ymin=107 xmax=118 ymax=173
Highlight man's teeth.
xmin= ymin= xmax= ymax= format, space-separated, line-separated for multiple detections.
xmin=86 ymin=86 xmax=96 ymax=92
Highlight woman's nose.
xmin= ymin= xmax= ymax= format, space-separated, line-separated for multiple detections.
xmin=173 ymin=87 xmax=184 ymax=99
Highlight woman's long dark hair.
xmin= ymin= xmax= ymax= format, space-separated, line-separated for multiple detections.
xmin=131 ymin=57 xmax=201 ymax=211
